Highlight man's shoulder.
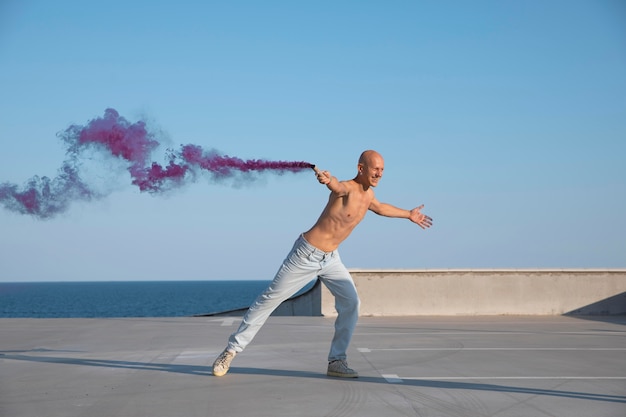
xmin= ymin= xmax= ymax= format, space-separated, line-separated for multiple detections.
xmin=335 ymin=179 xmax=358 ymax=193
xmin=340 ymin=178 xmax=358 ymax=187
xmin=340 ymin=179 xmax=374 ymax=196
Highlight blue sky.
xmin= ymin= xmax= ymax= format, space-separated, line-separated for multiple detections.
xmin=1 ymin=0 xmax=625 ymax=281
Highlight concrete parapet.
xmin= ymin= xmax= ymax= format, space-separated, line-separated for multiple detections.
xmin=321 ymin=269 xmax=626 ymax=316
xmin=202 ymin=269 xmax=626 ymax=317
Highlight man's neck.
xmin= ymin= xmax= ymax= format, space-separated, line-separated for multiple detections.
xmin=352 ymin=177 xmax=371 ymax=192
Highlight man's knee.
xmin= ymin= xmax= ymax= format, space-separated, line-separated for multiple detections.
xmin=336 ymin=293 xmax=360 ymax=314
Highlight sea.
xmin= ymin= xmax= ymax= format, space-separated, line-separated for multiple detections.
xmin=0 ymin=280 xmax=274 ymax=318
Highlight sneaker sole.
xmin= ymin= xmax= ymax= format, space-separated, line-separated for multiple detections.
xmin=327 ymin=371 xmax=359 ymax=378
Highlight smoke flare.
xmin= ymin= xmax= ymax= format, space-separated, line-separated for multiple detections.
xmin=0 ymin=108 xmax=313 ymax=219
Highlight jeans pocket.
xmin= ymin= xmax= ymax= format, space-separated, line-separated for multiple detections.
xmin=286 ymin=246 xmax=311 ymax=267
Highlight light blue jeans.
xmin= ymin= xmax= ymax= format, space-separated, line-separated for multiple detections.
xmin=227 ymin=234 xmax=360 ymax=362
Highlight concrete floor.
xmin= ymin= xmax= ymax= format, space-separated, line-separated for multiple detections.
xmin=1 ymin=315 xmax=625 ymax=417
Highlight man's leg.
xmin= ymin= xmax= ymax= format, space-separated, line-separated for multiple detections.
xmin=213 ymin=236 xmax=319 ymax=376
xmin=318 ymin=253 xmax=360 ymax=374
xmin=227 ymin=264 xmax=316 ymax=353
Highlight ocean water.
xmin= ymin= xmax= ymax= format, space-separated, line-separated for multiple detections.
xmin=0 ymin=281 xmax=272 ymax=318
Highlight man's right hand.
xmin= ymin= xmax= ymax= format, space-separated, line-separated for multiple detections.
xmin=313 ymin=167 xmax=332 ymax=185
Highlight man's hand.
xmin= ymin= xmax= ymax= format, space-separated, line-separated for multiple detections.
xmin=409 ymin=205 xmax=433 ymax=229
xmin=313 ymin=166 xmax=332 ymax=185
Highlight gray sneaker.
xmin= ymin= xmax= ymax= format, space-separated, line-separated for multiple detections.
xmin=212 ymin=349 xmax=236 ymax=377
xmin=327 ymin=359 xmax=358 ymax=378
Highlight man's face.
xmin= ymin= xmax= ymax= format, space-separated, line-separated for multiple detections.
xmin=360 ymin=155 xmax=384 ymax=187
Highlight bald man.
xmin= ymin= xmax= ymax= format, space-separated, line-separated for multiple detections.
xmin=213 ymin=150 xmax=432 ymax=378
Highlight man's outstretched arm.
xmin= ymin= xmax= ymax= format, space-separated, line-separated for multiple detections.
xmin=370 ymin=200 xmax=433 ymax=229
xmin=313 ymin=166 xmax=348 ymax=196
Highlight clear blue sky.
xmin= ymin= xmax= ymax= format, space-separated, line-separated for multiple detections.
xmin=1 ymin=0 xmax=625 ymax=281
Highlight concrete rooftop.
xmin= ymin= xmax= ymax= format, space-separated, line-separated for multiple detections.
xmin=1 ymin=315 xmax=625 ymax=417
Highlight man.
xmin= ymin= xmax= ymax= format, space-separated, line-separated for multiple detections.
xmin=212 ymin=150 xmax=432 ymax=378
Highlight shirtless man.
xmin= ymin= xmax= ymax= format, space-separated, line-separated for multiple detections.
xmin=212 ymin=150 xmax=432 ymax=378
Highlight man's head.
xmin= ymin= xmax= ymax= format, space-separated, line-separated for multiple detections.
xmin=357 ymin=150 xmax=384 ymax=187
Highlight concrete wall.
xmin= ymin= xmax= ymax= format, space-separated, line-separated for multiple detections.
xmin=321 ymin=269 xmax=626 ymax=316
xmin=203 ymin=269 xmax=626 ymax=317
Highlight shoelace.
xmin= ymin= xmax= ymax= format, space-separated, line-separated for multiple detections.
xmin=331 ymin=360 xmax=349 ymax=369
xmin=216 ymin=352 xmax=232 ymax=366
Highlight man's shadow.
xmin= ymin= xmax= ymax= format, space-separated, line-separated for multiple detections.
xmin=230 ymin=367 xmax=626 ymax=404
xmin=2 ymin=351 xmax=625 ymax=404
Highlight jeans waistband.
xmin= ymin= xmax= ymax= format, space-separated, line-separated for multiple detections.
xmin=298 ymin=234 xmax=336 ymax=257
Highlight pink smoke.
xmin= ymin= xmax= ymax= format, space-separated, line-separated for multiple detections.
xmin=0 ymin=108 xmax=313 ymax=218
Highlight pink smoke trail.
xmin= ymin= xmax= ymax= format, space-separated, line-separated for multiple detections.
xmin=0 ymin=108 xmax=314 ymax=219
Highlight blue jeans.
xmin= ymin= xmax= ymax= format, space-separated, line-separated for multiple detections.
xmin=228 ymin=234 xmax=360 ymax=361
